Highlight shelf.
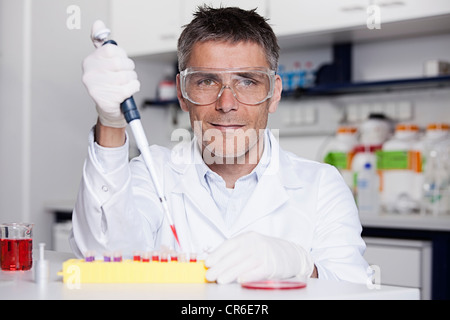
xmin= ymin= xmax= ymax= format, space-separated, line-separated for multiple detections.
xmin=284 ymin=75 xmax=450 ymax=98
xmin=142 ymin=99 xmax=179 ymax=108
xmin=142 ymin=76 xmax=450 ymax=105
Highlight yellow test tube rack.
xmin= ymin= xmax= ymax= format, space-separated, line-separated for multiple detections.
xmin=58 ymin=259 xmax=208 ymax=283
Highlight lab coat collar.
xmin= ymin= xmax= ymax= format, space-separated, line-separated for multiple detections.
xmin=195 ymin=128 xmax=271 ymax=190
xmin=166 ymin=128 xmax=304 ymax=236
xmin=167 ymin=128 xmax=303 ymax=189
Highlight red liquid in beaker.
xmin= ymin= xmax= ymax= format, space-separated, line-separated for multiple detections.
xmin=0 ymin=239 xmax=33 ymax=271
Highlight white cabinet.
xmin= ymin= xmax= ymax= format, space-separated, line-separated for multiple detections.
xmin=268 ymin=0 xmax=450 ymax=37
xmin=364 ymin=237 xmax=432 ymax=299
xmin=268 ymin=0 xmax=366 ymax=36
xmin=110 ymin=0 xmax=450 ymax=56
xmin=110 ymin=0 xmax=268 ymax=57
xmin=110 ymin=0 xmax=182 ymax=56
xmin=379 ymin=0 xmax=450 ymax=23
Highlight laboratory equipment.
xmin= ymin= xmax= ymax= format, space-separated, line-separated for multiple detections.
xmin=35 ymin=243 xmax=49 ymax=284
xmin=241 ymin=280 xmax=307 ymax=290
xmin=90 ymin=20 xmax=181 ymax=249
xmin=323 ymin=125 xmax=358 ymax=190
xmin=0 ymin=223 xmax=33 ymax=271
xmin=355 ymin=162 xmax=380 ymax=216
xmin=414 ymin=123 xmax=450 ymax=214
xmin=420 ymin=127 xmax=450 ymax=216
xmin=103 ymin=252 xmax=111 ymax=262
xmin=359 ymin=113 xmax=392 ymax=146
xmin=378 ymin=123 xmax=420 ymax=213
xmin=58 ymin=252 xmax=207 ymax=284
xmin=84 ymin=250 xmax=95 ymax=262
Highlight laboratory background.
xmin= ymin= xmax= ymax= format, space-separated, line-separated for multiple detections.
xmin=1 ymin=0 xmax=450 ymax=299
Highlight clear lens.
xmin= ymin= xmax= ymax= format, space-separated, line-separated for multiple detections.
xmin=181 ymin=68 xmax=275 ymax=105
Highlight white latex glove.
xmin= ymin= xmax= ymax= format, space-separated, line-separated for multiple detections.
xmin=82 ymin=21 xmax=140 ymax=128
xmin=205 ymin=232 xmax=314 ymax=284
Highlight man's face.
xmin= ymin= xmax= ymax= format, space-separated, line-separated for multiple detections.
xmin=176 ymin=41 xmax=282 ymax=164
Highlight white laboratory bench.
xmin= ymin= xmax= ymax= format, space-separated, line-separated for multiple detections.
xmin=0 ymin=250 xmax=418 ymax=300
xmin=360 ymin=212 xmax=450 ymax=231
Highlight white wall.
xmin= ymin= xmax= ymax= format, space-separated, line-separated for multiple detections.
xmin=0 ymin=0 xmax=29 ymax=223
xmin=0 ymin=0 xmax=109 ymax=245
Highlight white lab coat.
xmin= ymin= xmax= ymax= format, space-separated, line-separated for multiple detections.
xmin=70 ymin=129 xmax=370 ymax=283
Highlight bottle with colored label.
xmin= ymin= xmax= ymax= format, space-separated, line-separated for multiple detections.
xmin=378 ymin=123 xmax=420 ymax=213
xmin=323 ymin=126 xmax=358 ymax=190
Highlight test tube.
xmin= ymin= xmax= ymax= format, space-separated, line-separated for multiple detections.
xmin=151 ymin=251 xmax=160 ymax=262
xmin=85 ymin=251 xmax=95 ymax=262
xmin=170 ymin=250 xmax=178 ymax=262
xmin=160 ymin=251 xmax=169 ymax=262
xmin=189 ymin=253 xmax=197 ymax=263
xmin=133 ymin=251 xmax=141 ymax=262
xmin=177 ymin=252 xmax=188 ymax=263
xmin=103 ymin=252 xmax=112 ymax=262
xmin=113 ymin=251 xmax=122 ymax=262
xmin=141 ymin=251 xmax=150 ymax=262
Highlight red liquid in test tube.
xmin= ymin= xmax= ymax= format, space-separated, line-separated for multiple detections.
xmin=141 ymin=252 xmax=150 ymax=262
xmin=170 ymin=251 xmax=178 ymax=262
xmin=151 ymin=251 xmax=159 ymax=262
xmin=133 ymin=251 xmax=141 ymax=261
xmin=160 ymin=252 xmax=169 ymax=262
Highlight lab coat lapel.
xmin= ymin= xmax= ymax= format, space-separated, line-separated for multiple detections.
xmin=230 ymin=171 xmax=290 ymax=235
xmin=168 ymin=139 xmax=228 ymax=236
xmin=229 ymin=131 xmax=300 ymax=235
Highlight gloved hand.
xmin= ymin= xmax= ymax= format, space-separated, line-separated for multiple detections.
xmin=205 ymin=231 xmax=314 ymax=284
xmin=82 ymin=22 xmax=140 ymax=128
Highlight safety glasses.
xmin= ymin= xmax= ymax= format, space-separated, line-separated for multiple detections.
xmin=180 ymin=67 xmax=275 ymax=106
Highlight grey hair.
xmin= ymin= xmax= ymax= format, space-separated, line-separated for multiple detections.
xmin=177 ymin=5 xmax=280 ymax=72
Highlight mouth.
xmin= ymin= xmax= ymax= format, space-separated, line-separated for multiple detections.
xmin=209 ymin=123 xmax=245 ymax=131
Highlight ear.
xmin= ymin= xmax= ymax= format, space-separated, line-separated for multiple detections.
xmin=268 ymin=74 xmax=282 ymax=114
xmin=176 ymin=74 xmax=189 ymax=112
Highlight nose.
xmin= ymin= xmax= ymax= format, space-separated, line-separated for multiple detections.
xmin=216 ymin=86 xmax=238 ymax=112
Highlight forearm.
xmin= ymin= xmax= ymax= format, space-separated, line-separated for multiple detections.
xmin=94 ymin=118 xmax=126 ymax=148
xmin=70 ymin=127 xmax=157 ymax=257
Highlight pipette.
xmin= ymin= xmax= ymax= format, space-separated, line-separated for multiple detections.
xmin=90 ymin=20 xmax=181 ymax=250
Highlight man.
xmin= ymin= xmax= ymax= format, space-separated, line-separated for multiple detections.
xmin=71 ymin=6 xmax=370 ymax=284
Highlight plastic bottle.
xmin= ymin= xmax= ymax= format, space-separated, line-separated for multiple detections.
xmin=359 ymin=113 xmax=393 ymax=146
xmin=416 ymin=123 xmax=450 ymax=215
xmin=351 ymin=113 xmax=391 ymax=207
xmin=378 ymin=123 xmax=420 ymax=213
xmin=323 ymin=126 xmax=358 ymax=190
xmin=356 ymin=162 xmax=380 ymax=216
xmin=351 ymin=145 xmax=380 ymax=201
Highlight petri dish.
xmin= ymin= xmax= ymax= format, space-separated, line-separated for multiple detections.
xmin=241 ymin=280 xmax=307 ymax=290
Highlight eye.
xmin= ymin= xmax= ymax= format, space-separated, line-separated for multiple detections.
xmin=239 ymin=79 xmax=257 ymax=87
xmin=197 ymin=78 xmax=218 ymax=87
xmin=234 ymin=73 xmax=264 ymax=88
xmin=190 ymin=73 xmax=220 ymax=88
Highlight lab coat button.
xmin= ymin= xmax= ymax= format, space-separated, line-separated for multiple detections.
xmin=102 ymin=185 xmax=109 ymax=192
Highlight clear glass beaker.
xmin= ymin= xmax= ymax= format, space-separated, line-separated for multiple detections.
xmin=0 ymin=223 xmax=33 ymax=271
